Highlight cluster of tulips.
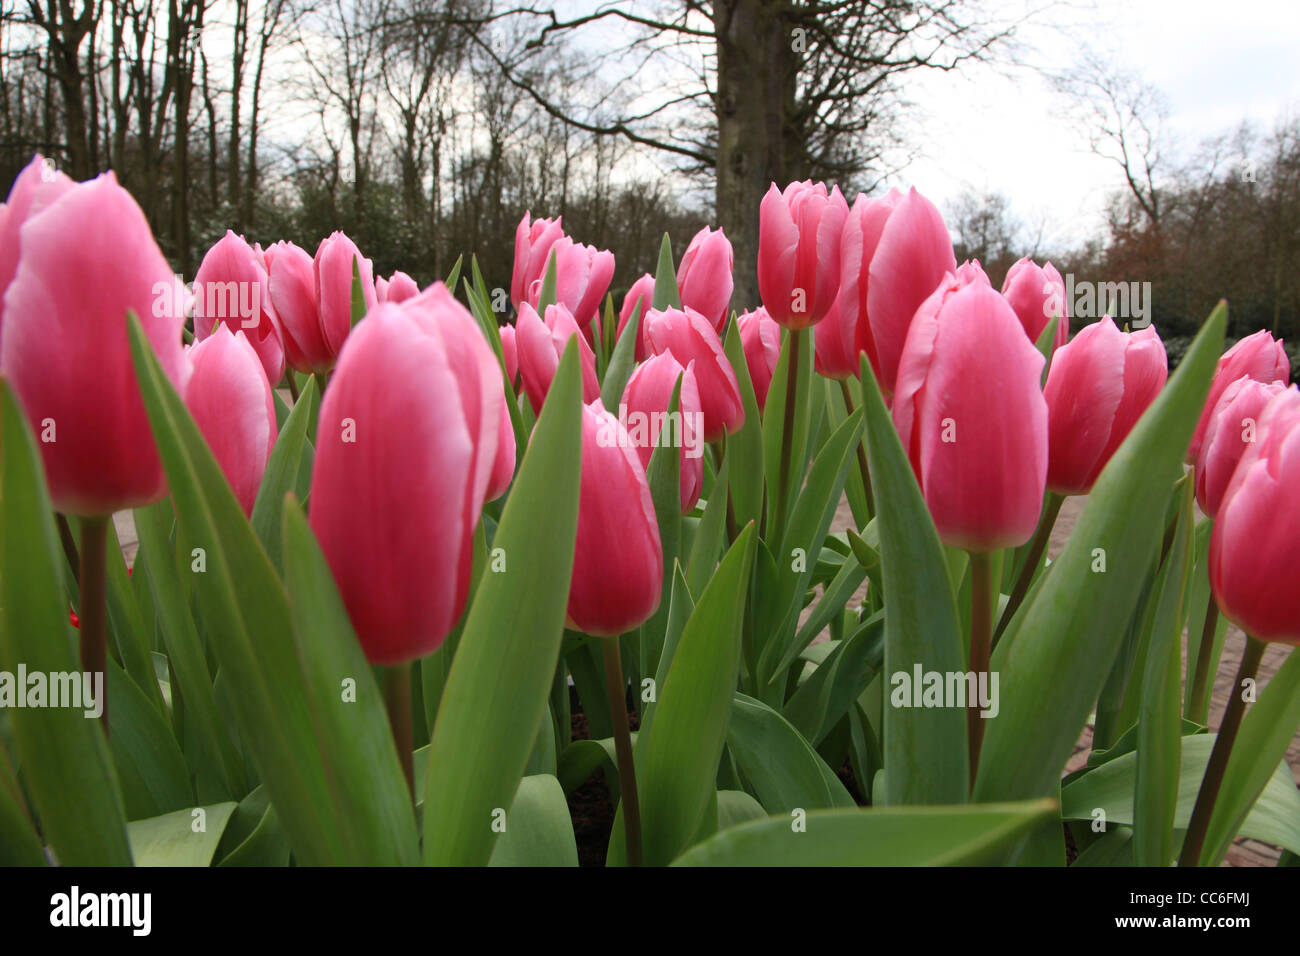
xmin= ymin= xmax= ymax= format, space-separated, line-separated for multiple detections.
xmin=0 ymin=152 xmax=1297 ymax=869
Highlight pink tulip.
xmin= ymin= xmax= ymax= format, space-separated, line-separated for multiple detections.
xmin=892 ymin=278 xmax=1047 ymax=552
xmin=377 ymin=271 xmax=419 ymax=304
xmin=677 ymin=226 xmax=734 ymax=333
xmin=1195 ymin=376 xmax=1289 ymax=517
xmin=0 ymin=155 xmax=75 ymax=354
xmin=527 ymin=236 xmax=615 ymax=330
xmin=193 ymin=230 xmax=285 ymax=384
xmin=512 ymin=212 xmax=566 ymax=307
xmin=499 ymin=323 xmax=520 ymax=386
xmin=644 ymin=306 xmax=744 ymax=442
xmin=616 ymin=273 xmax=656 ymax=361
xmin=315 ymin=231 xmax=377 ymax=364
xmin=620 ymin=352 xmax=704 ymax=512
xmin=267 ymin=241 xmax=331 ymax=374
xmin=0 ymin=172 xmax=190 ymax=515
xmin=486 ymin=396 xmax=516 ymax=501
xmin=309 ymin=292 xmax=502 ymax=664
xmin=515 ymin=302 xmax=600 ymax=414
xmin=185 ymin=325 xmax=278 ymax=516
xmin=860 ymin=188 xmax=957 ymax=395
xmin=1209 ymin=386 xmax=1300 ymax=643
xmin=1043 ymin=318 xmax=1168 ymax=496
xmin=737 ymin=306 xmax=780 ymax=410
xmin=1187 ymin=329 xmax=1290 ymax=463
xmin=828 ymin=190 xmax=901 ymax=383
xmin=569 ymin=401 xmax=663 ymax=636
xmin=1002 ymin=257 xmax=1070 ymax=352
xmin=758 ymin=181 xmax=849 ymax=329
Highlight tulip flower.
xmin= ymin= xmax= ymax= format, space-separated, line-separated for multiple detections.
xmin=515 ymin=301 xmax=600 ymax=413
xmin=758 ymin=181 xmax=849 ymax=329
xmin=892 ymin=277 xmax=1047 ymax=553
xmin=1044 ymin=318 xmax=1168 ymax=496
xmin=616 ymin=273 xmax=655 ymax=361
xmin=530 ymin=236 xmax=615 ymax=331
xmin=677 ymin=226 xmax=734 ymax=333
xmin=620 ymin=352 xmax=704 ymax=512
xmin=814 ymin=295 xmax=858 ymax=381
xmin=511 ymin=212 xmax=565 ymax=307
xmin=486 ymin=395 xmax=516 ymax=502
xmin=1195 ymin=376 xmax=1288 ymax=518
xmin=267 ymin=241 xmax=328 ymax=375
xmin=193 ymin=230 xmax=285 ymax=384
xmin=828 ymin=189 xmax=901 ymax=383
xmin=1001 ymin=257 xmax=1070 ymax=352
xmin=185 ymin=325 xmax=278 ymax=516
xmin=737 ymin=306 xmax=780 ymax=410
xmin=316 ymin=231 xmax=377 ymax=365
xmin=0 ymin=154 xmax=74 ymax=353
xmin=499 ymin=323 xmax=520 ymax=386
xmin=570 ymin=401 xmax=663 ymax=636
xmin=860 ymin=188 xmax=957 ymax=395
xmin=1 ymin=171 xmax=190 ymax=516
xmin=644 ymin=306 xmax=744 ymax=441
xmin=377 ymin=271 xmax=419 ymax=304
xmin=1208 ymin=385 xmax=1300 ymax=642
xmin=1188 ymin=329 xmax=1289 ymax=463
xmin=309 ymin=294 xmax=502 ymax=666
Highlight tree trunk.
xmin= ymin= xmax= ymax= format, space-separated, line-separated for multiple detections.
xmin=713 ymin=0 xmax=797 ymax=311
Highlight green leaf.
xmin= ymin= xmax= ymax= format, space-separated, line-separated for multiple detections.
xmin=128 ymin=802 xmax=237 ymax=866
xmin=422 ymin=341 xmax=584 ymax=865
xmin=609 ymin=525 xmax=757 ymax=866
xmin=250 ymin=375 xmax=317 ymax=572
xmin=673 ymin=799 xmax=1057 ymax=866
xmin=537 ymin=249 xmax=559 ymax=311
xmin=783 ymin=611 xmax=882 ymax=746
xmin=639 ymin=376 xmax=683 ymax=681
xmin=0 ymin=739 xmax=45 ymax=865
xmin=1183 ymin=518 xmax=1228 ymax=723
xmin=445 ymin=254 xmax=464 ymax=291
xmin=0 ymin=382 xmax=132 ymax=865
xmin=762 ymin=329 xmax=813 ymax=537
xmin=1061 ymin=733 xmax=1300 ymax=860
xmin=1034 ymin=315 xmax=1059 ymax=385
xmin=685 ymin=461 xmax=729 ymax=598
xmin=721 ymin=318 xmax=764 ymax=530
xmin=1200 ymin=646 xmax=1300 ymax=865
xmin=727 ymin=693 xmax=855 ymax=813
xmin=716 ymin=789 xmax=767 ymax=830
xmin=350 ymin=258 xmax=367 ymax=326
xmin=858 ymin=354 xmax=969 ymax=804
xmin=281 ymin=498 xmax=420 ymax=864
xmin=975 ymin=303 xmax=1226 ymax=804
xmin=487 ymin=774 xmax=579 ymax=866
xmin=601 ymin=301 xmax=642 ymax=410
xmin=105 ymin=660 xmax=193 ymax=820
xmin=652 ymin=234 xmax=682 ymax=310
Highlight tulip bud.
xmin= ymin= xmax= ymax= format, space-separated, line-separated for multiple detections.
xmin=309 ymin=293 xmax=502 ymax=664
xmin=892 ymin=279 xmax=1047 ymax=552
xmin=377 ymin=271 xmax=419 ymax=304
xmin=1195 ymin=376 xmax=1288 ymax=517
xmin=529 ymin=236 xmax=615 ymax=331
xmin=185 ymin=325 xmax=278 ymax=515
xmin=315 ymin=231 xmax=377 ymax=366
xmin=570 ymin=401 xmax=663 ymax=636
xmin=677 ymin=226 xmax=734 ymax=333
xmin=861 ymin=188 xmax=957 ymax=395
xmin=1 ymin=172 xmax=190 ymax=515
xmin=758 ymin=181 xmax=849 ymax=328
xmin=0 ymin=154 xmax=74 ymax=353
xmin=737 ymin=306 xmax=780 ymax=410
xmin=1209 ymin=386 xmax=1300 ymax=643
xmin=644 ymin=306 xmax=744 ymax=441
xmin=194 ymin=230 xmax=285 ymax=384
xmin=1043 ymin=318 xmax=1167 ymax=496
xmin=826 ymin=190 xmax=901 ymax=383
xmin=620 ymin=352 xmax=704 ymax=512
xmin=1188 ymin=329 xmax=1290 ymax=463
xmin=267 ymin=241 xmax=330 ymax=375
xmin=512 ymin=212 xmax=565 ymax=308
xmin=616 ymin=273 xmax=655 ymax=361
xmin=515 ymin=302 xmax=600 ymax=414
xmin=1001 ymin=257 xmax=1070 ymax=352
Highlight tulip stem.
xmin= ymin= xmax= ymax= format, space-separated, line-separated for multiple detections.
xmin=967 ymin=550 xmax=994 ymax=789
xmin=1178 ymin=634 xmax=1265 ymax=866
xmin=78 ymin=516 xmax=110 ymax=734
xmin=56 ymin=513 xmax=80 ymax=583
xmin=602 ymin=637 xmax=642 ymax=866
xmin=994 ymin=492 xmax=1065 ymax=643
xmin=771 ymin=328 xmax=803 ymax=548
xmin=286 ymin=372 xmax=300 ymax=403
xmin=838 ymin=379 xmax=874 ymax=519
xmin=383 ymin=662 xmax=415 ymax=804
xmin=1187 ymin=599 xmax=1221 ymax=724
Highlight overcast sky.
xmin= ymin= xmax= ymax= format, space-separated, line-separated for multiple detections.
xmin=907 ymin=0 xmax=1300 ymax=251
